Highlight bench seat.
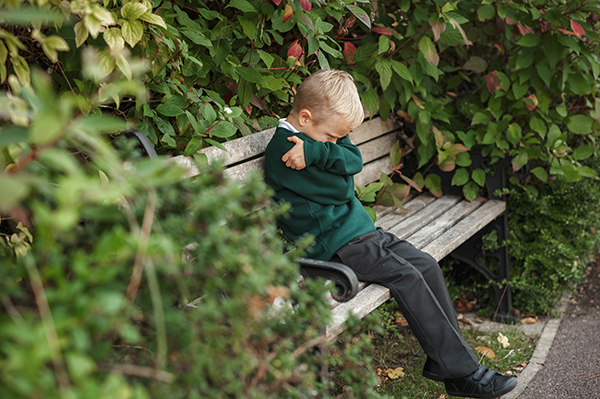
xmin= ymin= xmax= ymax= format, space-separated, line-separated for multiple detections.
xmin=170 ymin=115 xmax=516 ymax=339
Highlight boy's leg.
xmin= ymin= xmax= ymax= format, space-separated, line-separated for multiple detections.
xmin=331 ymin=228 xmax=479 ymax=380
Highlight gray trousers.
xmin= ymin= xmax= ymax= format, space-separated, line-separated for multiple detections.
xmin=330 ymin=228 xmax=479 ymax=380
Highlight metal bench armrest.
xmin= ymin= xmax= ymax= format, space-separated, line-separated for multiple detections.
xmin=297 ymin=258 xmax=359 ymax=303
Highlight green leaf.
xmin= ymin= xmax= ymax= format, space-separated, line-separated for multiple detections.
xmin=157 ymin=103 xmax=184 ymax=117
xmin=462 ymin=181 xmax=479 ymax=201
xmin=472 ymin=169 xmax=486 ymax=187
xmin=516 ymin=34 xmax=540 ymax=47
xmin=0 ymin=174 xmax=30 ymax=211
xmin=529 ymin=117 xmax=546 ymax=137
xmin=573 ymin=145 xmax=595 ymax=160
xmin=236 ymin=67 xmax=266 ymax=84
xmin=477 ymin=5 xmax=495 ymax=21
xmin=568 ymin=74 xmax=591 ymax=95
xmin=103 ymin=28 xmax=124 ymax=51
xmin=391 ymin=60 xmax=413 ymax=83
xmin=0 ymin=126 xmax=29 ymax=146
xmin=121 ymin=2 xmax=147 ymax=20
xmin=419 ymin=36 xmax=439 ymax=66
xmin=512 ymin=152 xmax=528 ymax=172
xmin=543 ymin=36 xmax=562 ymax=69
xmin=346 ymin=5 xmax=371 ymax=29
xmin=471 ymin=112 xmax=490 ymax=125
xmin=451 ymin=168 xmax=469 ymax=186
xmin=424 ymin=173 xmax=442 ymax=197
xmin=577 ymin=165 xmax=597 ymax=178
xmin=161 ymin=133 xmax=176 ymax=147
xmin=561 ymin=162 xmax=581 ymax=182
xmin=530 ymin=166 xmax=548 ymax=182
xmin=567 ymin=115 xmax=593 ymax=134
xmin=121 ymin=20 xmax=144 ymax=47
xmin=140 ymin=12 xmax=167 ymax=29
xmin=536 ymin=62 xmax=552 ymax=87
xmin=182 ymin=30 xmax=212 ymax=47
xmin=375 ymin=59 xmax=392 ymax=90
xmin=227 ymin=0 xmax=256 ymax=13
xmin=316 ymin=50 xmax=330 ymax=69
xmin=210 ymin=121 xmax=237 ymax=138
xmin=73 ymin=21 xmax=89 ymax=47
xmin=257 ymin=50 xmax=274 ymax=69
xmin=462 ymin=56 xmax=487 ymax=73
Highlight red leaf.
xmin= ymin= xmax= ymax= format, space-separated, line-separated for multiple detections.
xmin=343 ymin=42 xmax=356 ymax=64
xmin=271 ymin=0 xmax=282 ymax=5
xmin=483 ymin=71 xmax=502 ymax=94
xmin=287 ymin=40 xmax=303 ymax=59
xmin=371 ymin=27 xmax=392 ymax=36
xmin=428 ymin=17 xmax=446 ymax=42
xmin=517 ymin=23 xmax=534 ymax=35
xmin=299 ymin=0 xmax=311 ymax=12
xmin=571 ymin=19 xmax=585 ymax=37
xmin=283 ymin=4 xmax=293 ymax=23
xmin=525 ymin=94 xmax=538 ymax=111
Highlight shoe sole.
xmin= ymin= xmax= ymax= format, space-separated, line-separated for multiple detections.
xmin=446 ymin=377 xmax=518 ymax=399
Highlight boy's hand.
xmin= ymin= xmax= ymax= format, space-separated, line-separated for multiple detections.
xmin=282 ymin=136 xmax=306 ymax=170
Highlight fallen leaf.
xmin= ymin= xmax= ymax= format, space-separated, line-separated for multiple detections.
xmin=521 ymin=317 xmax=538 ymax=324
xmin=384 ymin=367 xmax=405 ymax=379
xmin=497 ymin=332 xmax=510 ymax=348
xmin=475 ymin=346 xmax=496 ymax=360
xmin=437 ymin=394 xmax=446 ymax=399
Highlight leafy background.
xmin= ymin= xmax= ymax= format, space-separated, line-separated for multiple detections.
xmin=2 ymin=0 xmax=600 ymax=397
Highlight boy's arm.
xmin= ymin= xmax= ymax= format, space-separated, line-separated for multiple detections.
xmin=304 ymin=136 xmax=363 ymax=175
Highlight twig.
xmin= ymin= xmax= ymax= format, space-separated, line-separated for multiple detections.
xmin=24 ymin=255 xmax=71 ymax=391
xmin=102 ymin=363 xmax=175 ymax=383
xmin=125 ymin=189 xmax=157 ymax=303
xmin=291 ymin=335 xmax=329 ymax=360
xmin=585 ymin=374 xmax=600 ymax=381
xmin=0 ymin=296 xmax=25 ymax=327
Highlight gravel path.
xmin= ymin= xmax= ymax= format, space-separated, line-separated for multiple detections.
xmin=515 ymin=259 xmax=600 ymax=399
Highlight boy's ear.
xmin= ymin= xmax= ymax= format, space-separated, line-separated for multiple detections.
xmin=298 ymin=109 xmax=312 ymax=127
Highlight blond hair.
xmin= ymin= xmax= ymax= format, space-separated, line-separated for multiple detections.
xmin=291 ymin=69 xmax=364 ymax=129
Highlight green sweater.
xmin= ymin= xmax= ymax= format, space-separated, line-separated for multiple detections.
xmin=264 ymin=126 xmax=376 ymax=260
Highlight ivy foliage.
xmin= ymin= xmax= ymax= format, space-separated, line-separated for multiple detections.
xmin=2 ymin=0 xmax=600 ymax=199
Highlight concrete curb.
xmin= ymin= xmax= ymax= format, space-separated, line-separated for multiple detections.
xmin=500 ymin=294 xmax=570 ymax=399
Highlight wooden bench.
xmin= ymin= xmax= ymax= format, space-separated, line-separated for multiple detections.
xmin=169 ymin=116 xmax=518 ymax=341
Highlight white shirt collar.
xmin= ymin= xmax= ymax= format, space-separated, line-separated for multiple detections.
xmin=278 ymin=118 xmax=300 ymax=133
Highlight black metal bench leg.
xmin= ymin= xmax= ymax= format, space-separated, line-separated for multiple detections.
xmin=449 ymin=212 xmax=520 ymax=324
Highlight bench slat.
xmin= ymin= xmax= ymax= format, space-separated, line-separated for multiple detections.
xmin=405 ymin=199 xmax=483 ymax=249
xmin=358 ymin=133 xmax=399 ymax=164
xmin=422 ymin=200 xmax=506 ymax=261
xmin=349 ymin=117 xmax=401 ymax=145
xmin=355 ymin=157 xmax=393 ymax=187
xmin=375 ymin=193 xmax=437 ymax=231
xmin=387 ymin=195 xmax=462 ymax=239
xmin=201 ymin=128 xmax=276 ymax=166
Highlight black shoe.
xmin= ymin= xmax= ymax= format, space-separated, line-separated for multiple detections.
xmin=444 ymin=365 xmax=517 ymax=399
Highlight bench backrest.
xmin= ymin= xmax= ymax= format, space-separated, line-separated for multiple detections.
xmin=172 ymin=117 xmax=402 ymax=187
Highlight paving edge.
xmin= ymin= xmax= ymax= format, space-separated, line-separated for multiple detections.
xmin=500 ymin=294 xmax=570 ymax=399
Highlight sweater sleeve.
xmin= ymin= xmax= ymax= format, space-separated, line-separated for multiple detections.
xmin=303 ymin=136 xmax=363 ymax=176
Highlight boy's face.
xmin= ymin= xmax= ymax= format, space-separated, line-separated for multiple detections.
xmin=299 ymin=112 xmax=352 ymax=143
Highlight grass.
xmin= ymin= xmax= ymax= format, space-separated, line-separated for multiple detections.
xmin=331 ymin=301 xmax=538 ymax=399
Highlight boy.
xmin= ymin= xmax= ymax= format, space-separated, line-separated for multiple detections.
xmin=264 ymin=69 xmax=517 ymax=399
